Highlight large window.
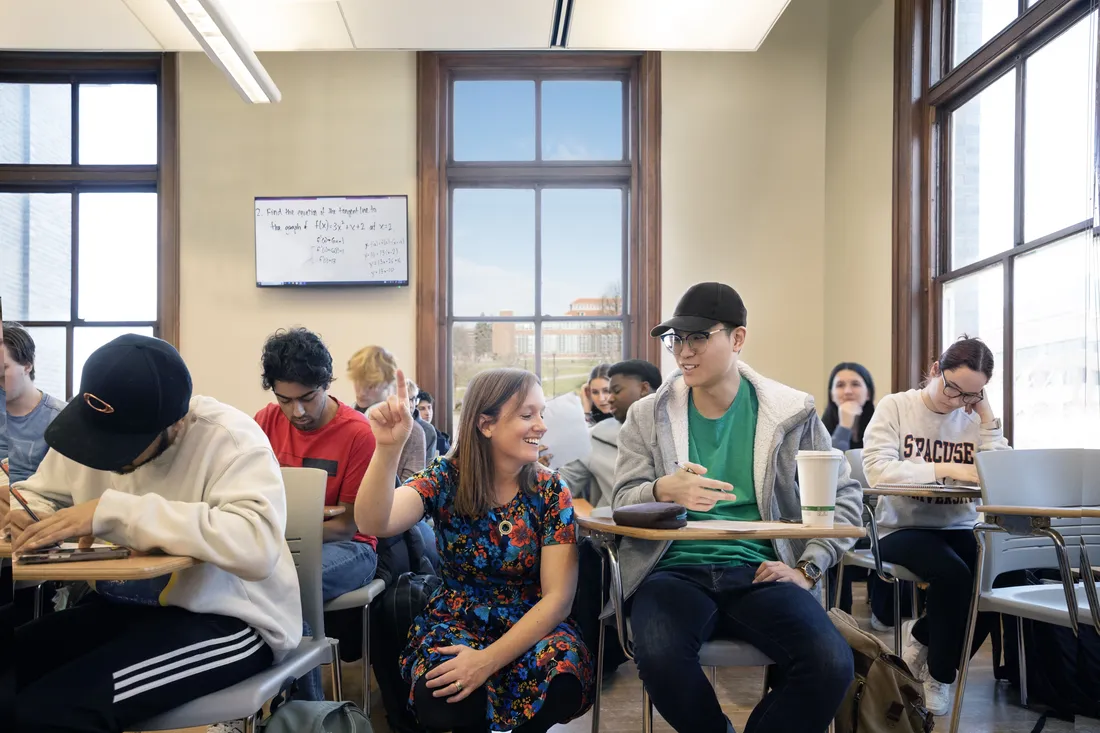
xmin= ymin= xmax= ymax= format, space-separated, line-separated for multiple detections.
xmin=0 ymin=54 xmax=178 ymax=400
xmin=417 ymin=54 xmax=661 ymax=431
xmin=895 ymin=0 xmax=1099 ymax=447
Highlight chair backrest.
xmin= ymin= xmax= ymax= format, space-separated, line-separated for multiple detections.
xmin=281 ymin=466 xmax=328 ymax=638
xmin=845 ymin=449 xmax=868 ymax=487
xmin=976 ymin=449 xmax=1098 ymax=591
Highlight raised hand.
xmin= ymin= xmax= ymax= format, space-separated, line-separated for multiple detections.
xmin=653 ymin=461 xmax=734 ymax=512
xmin=367 ymin=369 xmax=415 ymax=448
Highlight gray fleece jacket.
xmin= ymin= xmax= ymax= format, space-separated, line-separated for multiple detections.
xmin=559 ymin=417 xmax=620 ymax=509
xmin=611 ymin=362 xmax=863 ymax=607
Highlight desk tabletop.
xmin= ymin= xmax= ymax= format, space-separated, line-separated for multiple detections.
xmin=864 ymin=485 xmax=982 ymax=499
xmin=323 ymin=505 xmax=346 ymax=518
xmin=1082 ymin=507 xmax=1100 ymax=518
xmin=572 ymin=498 xmax=594 ymax=518
xmin=981 ymin=505 xmax=1084 ymax=519
xmin=577 ymin=515 xmax=866 ymax=541
xmin=13 ymin=553 xmax=197 ymax=581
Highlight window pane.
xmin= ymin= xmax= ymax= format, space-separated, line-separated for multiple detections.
xmin=451 ymin=188 xmax=535 ymax=317
xmin=1013 ymin=234 xmax=1100 ymax=448
xmin=23 ymin=327 xmax=67 ymax=401
xmin=542 ymin=321 xmax=624 ymax=400
xmin=453 ymin=81 xmax=535 ymax=161
xmin=541 ymin=81 xmax=623 ymax=161
xmin=73 ymin=326 xmax=155 ymax=398
xmin=541 ymin=189 xmax=622 ymax=317
xmin=1023 ymin=11 xmax=1096 ymax=242
xmin=451 ymin=321 xmax=535 ymax=431
xmin=0 ymin=193 xmax=72 ymax=321
xmin=941 ymin=264 xmax=1004 ymax=419
xmin=78 ymin=84 xmax=158 ymax=165
xmin=953 ymin=0 xmax=1018 ymax=65
xmin=950 ymin=70 xmax=1016 ymax=270
xmin=78 ymin=192 xmax=158 ymax=321
xmin=0 ymin=83 xmax=71 ymax=164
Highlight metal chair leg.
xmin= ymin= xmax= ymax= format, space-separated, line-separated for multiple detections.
xmin=591 ymin=547 xmax=607 ymax=733
xmin=911 ymin=581 xmax=920 ymax=621
xmin=243 ymin=713 xmax=257 ymax=733
xmin=893 ymin=580 xmax=902 ymax=656
xmin=833 ymin=559 xmax=846 ymax=609
xmin=641 ymin=686 xmax=654 ymax=733
xmin=363 ymin=605 xmax=372 ymax=713
xmin=709 ymin=666 xmax=717 ymax=688
xmin=1017 ymin=615 xmax=1028 ymax=707
xmin=329 ymin=638 xmax=344 ymax=702
xmin=948 ymin=525 xmax=990 ymax=733
xmin=33 ymin=583 xmax=44 ymax=619
xmin=759 ymin=666 xmax=769 ymax=701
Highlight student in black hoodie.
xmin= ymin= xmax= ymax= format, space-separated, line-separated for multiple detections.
xmin=821 ymin=362 xmax=876 ymax=451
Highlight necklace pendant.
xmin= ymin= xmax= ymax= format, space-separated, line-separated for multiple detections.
xmin=498 ymin=519 xmax=513 ymax=536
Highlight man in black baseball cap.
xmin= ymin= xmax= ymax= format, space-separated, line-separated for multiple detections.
xmin=610 ymin=281 xmax=863 ymax=733
xmin=4 ymin=334 xmax=304 ymax=733
xmin=45 ymin=333 xmax=194 ymax=474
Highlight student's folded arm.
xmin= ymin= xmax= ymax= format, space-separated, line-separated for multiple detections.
xmin=861 ymin=395 xmax=936 ymax=487
xmin=557 ymin=460 xmax=592 ymax=503
xmin=10 ymin=450 xmax=74 ymax=517
xmin=799 ymin=415 xmax=863 ymax=570
xmin=978 ymin=421 xmax=1011 ymax=452
xmin=611 ymin=406 xmax=658 ymax=509
xmin=92 ymin=448 xmax=287 ymax=581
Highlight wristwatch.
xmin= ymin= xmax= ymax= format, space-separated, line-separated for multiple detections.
xmin=797 ymin=561 xmax=823 ymax=587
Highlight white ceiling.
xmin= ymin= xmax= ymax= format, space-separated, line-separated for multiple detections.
xmin=0 ymin=0 xmax=792 ymax=52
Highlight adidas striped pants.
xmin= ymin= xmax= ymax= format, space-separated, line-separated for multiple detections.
xmin=9 ymin=594 xmax=273 ymax=732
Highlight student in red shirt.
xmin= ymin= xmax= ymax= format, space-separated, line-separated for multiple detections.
xmin=255 ymin=328 xmax=378 ymax=601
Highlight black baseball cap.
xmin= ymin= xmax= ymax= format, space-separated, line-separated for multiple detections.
xmin=45 ymin=334 xmax=193 ymax=472
xmin=650 ymin=282 xmax=748 ymax=337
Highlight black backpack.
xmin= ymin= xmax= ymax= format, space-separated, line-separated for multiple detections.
xmin=995 ymin=569 xmax=1100 ymax=729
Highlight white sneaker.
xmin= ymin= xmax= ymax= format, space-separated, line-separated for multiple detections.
xmin=901 ymin=619 xmax=929 ymax=681
xmin=923 ymin=678 xmax=953 ymax=716
xmin=870 ymin=614 xmax=893 ymax=633
xmin=207 ymin=722 xmax=246 ymax=733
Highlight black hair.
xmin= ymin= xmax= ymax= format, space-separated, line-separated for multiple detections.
xmin=417 ymin=390 xmax=434 ymax=405
xmin=2 ymin=321 xmax=35 ymax=380
xmin=261 ymin=327 xmax=334 ymax=391
xmin=821 ymin=362 xmax=876 ymax=448
xmin=608 ymin=359 xmax=662 ymax=391
xmin=938 ymin=336 xmax=994 ymax=379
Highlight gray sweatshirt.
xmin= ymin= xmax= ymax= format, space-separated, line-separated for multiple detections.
xmin=611 ymin=362 xmax=863 ymax=609
xmin=862 ymin=389 xmax=1011 ymax=534
xmin=559 ymin=417 xmax=620 ymax=508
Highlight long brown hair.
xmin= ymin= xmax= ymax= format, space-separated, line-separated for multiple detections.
xmin=452 ymin=368 xmax=542 ymax=517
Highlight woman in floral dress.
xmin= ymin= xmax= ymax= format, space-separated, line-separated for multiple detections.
xmin=354 ymin=368 xmax=593 ymax=733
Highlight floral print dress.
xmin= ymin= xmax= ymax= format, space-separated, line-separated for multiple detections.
xmin=399 ymin=458 xmax=594 ymax=730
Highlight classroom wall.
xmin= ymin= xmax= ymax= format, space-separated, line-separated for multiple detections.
xmin=661 ymin=0 xmax=894 ymax=408
xmin=178 ymin=51 xmax=417 ymax=415
xmin=823 ymin=0 xmax=895 ymax=400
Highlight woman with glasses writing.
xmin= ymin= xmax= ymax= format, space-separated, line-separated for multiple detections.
xmin=861 ymin=336 xmax=1010 ymax=716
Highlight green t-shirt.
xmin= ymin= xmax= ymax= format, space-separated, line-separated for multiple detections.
xmin=658 ymin=378 xmax=778 ymax=569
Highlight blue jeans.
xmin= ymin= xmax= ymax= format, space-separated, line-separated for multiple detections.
xmin=300 ymin=540 xmax=379 ymax=701
xmin=630 ymin=564 xmax=853 ymax=733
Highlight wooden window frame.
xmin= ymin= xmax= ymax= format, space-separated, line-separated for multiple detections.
xmin=0 ymin=52 xmax=180 ymax=399
xmin=892 ymin=0 xmax=1098 ymax=443
xmin=416 ymin=52 xmax=662 ymax=433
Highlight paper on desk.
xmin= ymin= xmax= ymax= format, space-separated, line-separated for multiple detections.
xmin=540 ymin=392 xmax=591 ymax=470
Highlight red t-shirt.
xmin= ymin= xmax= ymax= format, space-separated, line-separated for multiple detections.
xmin=255 ymin=398 xmax=377 ymax=547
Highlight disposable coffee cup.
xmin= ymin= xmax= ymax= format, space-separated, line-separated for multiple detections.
xmin=796 ymin=449 xmax=843 ymax=528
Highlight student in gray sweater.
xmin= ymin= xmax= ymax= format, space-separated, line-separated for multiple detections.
xmin=862 ymin=336 xmax=1010 ymax=716
xmin=613 ymin=282 xmax=862 ymax=733
xmin=2 ymin=322 xmax=66 ymax=483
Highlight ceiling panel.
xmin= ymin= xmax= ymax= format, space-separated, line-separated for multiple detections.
xmin=126 ymin=0 xmax=353 ymax=51
xmin=0 ymin=0 xmax=162 ymax=50
xmin=567 ymin=0 xmax=792 ymax=51
xmin=339 ymin=0 xmax=557 ymax=50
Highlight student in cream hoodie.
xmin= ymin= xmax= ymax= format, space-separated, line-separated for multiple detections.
xmin=4 ymin=335 xmax=301 ymax=733
xmin=862 ymin=336 xmax=1010 ymax=716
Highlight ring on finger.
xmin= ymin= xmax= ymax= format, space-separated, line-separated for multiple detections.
xmin=454 ymin=681 xmax=463 ymax=692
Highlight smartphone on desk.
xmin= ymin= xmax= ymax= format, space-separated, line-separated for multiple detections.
xmin=18 ymin=546 xmax=132 ymax=564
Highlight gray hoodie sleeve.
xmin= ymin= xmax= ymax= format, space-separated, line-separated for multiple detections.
xmin=797 ymin=414 xmax=864 ymax=570
xmin=611 ymin=396 xmax=660 ymax=508
xmin=558 ymin=459 xmax=593 ymax=503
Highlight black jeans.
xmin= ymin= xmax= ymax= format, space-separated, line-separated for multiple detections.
xmin=630 ymin=564 xmax=853 ymax=733
xmin=878 ymin=528 xmax=995 ymax=684
xmin=412 ymin=673 xmax=583 ymax=733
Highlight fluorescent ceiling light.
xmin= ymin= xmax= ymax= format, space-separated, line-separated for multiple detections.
xmin=165 ymin=0 xmax=281 ymax=103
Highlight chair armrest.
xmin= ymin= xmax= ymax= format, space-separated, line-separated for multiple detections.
xmin=1080 ymin=538 xmax=1100 ymax=636
xmin=861 ymin=501 xmax=894 ymax=585
xmin=595 ymin=537 xmax=634 ymax=660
